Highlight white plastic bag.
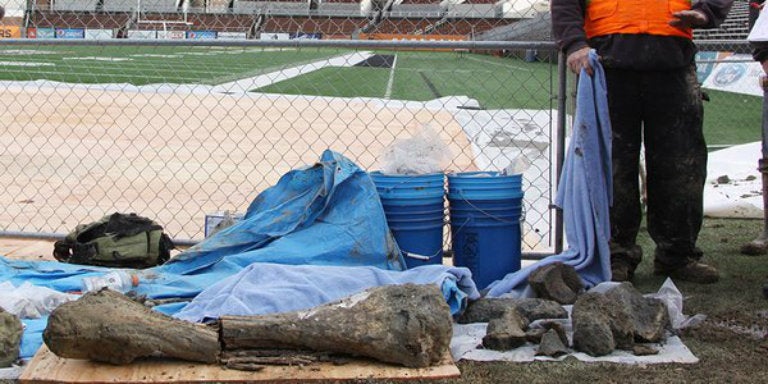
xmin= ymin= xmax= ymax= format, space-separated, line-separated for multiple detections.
xmin=0 ymin=281 xmax=78 ymax=319
xmin=380 ymin=124 xmax=452 ymax=174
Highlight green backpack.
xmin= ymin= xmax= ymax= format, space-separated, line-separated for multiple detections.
xmin=53 ymin=213 xmax=174 ymax=268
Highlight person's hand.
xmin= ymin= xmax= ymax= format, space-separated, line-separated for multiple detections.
xmin=762 ymin=59 xmax=768 ymax=76
xmin=567 ymin=46 xmax=593 ymax=76
xmin=669 ymin=10 xmax=709 ymax=30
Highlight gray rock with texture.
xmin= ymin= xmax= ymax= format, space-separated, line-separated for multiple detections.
xmin=572 ymin=292 xmax=634 ymax=357
xmin=0 ymin=308 xmax=22 ymax=367
xmin=606 ymin=282 xmax=670 ymax=343
xmin=536 ymin=329 xmax=569 ymax=357
xmin=528 ymin=262 xmax=584 ymax=304
xmin=482 ymin=309 xmax=529 ymax=351
xmin=458 ymin=298 xmax=567 ymax=324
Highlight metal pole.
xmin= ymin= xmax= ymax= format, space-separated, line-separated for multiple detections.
xmin=554 ymin=50 xmax=567 ymax=254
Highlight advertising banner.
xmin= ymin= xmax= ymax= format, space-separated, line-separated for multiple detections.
xmin=701 ymin=54 xmax=764 ymax=97
xmin=157 ymin=30 xmax=186 ymax=40
xmin=84 ymin=29 xmax=113 ymax=39
xmin=127 ymin=30 xmax=157 ymax=39
xmin=217 ymin=31 xmax=247 ymax=40
xmin=187 ymin=30 xmax=216 ymax=39
xmin=290 ymin=32 xmax=321 ymax=40
xmin=358 ymin=33 xmax=466 ymax=41
xmin=0 ymin=26 xmax=21 ymax=39
xmin=260 ymin=32 xmax=290 ymax=40
xmin=696 ymin=51 xmax=735 ymax=84
xmin=28 ymin=27 xmax=55 ymax=39
xmin=55 ymin=28 xmax=85 ymax=39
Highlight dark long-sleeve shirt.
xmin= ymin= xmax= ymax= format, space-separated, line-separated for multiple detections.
xmin=551 ymin=0 xmax=734 ymax=70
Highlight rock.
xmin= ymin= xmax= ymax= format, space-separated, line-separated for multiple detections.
xmin=528 ymin=262 xmax=584 ymax=304
xmin=482 ymin=310 xmax=529 ymax=351
xmin=716 ymin=175 xmax=730 ymax=184
xmin=525 ymin=328 xmax=547 ymax=344
xmin=632 ymin=344 xmax=659 ymax=356
xmin=572 ymin=292 xmax=634 ymax=357
xmin=0 ymin=309 xmax=23 ymax=367
xmin=536 ymin=329 xmax=569 ymax=357
xmin=458 ymin=298 xmax=567 ymax=324
xmin=537 ymin=320 xmax=569 ymax=346
xmin=526 ymin=321 xmax=569 ymax=346
xmin=606 ymin=282 xmax=670 ymax=343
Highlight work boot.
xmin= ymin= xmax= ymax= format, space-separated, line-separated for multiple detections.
xmin=611 ymin=260 xmax=634 ymax=282
xmin=653 ymin=260 xmax=719 ymax=284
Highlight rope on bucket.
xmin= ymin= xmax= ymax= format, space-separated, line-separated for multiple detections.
xmin=450 ymin=191 xmax=525 ymax=224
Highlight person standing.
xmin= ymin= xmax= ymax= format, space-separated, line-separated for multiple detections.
xmin=751 ymin=1 xmax=766 ymax=31
xmin=551 ymin=0 xmax=733 ymax=283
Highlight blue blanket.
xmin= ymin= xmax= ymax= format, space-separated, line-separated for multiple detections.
xmin=485 ymin=50 xmax=613 ymax=297
xmin=174 ymin=263 xmax=480 ymax=322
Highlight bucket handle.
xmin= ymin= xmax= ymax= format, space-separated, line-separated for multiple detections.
xmin=403 ymin=248 xmax=443 ymax=261
xmin=453 ymin=192 xmax=526 ymax=224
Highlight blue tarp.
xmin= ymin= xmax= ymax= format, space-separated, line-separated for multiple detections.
xmin=0 ymin=150 xmax=480 ymax=359
xmin=485 ymin=50 xmax=613 ymax=297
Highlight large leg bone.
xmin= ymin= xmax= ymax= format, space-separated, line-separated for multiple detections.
xmin=43 ymin=289 xmax=220 ymax=364
xmin=43 ymin=284 xmax=452 ymax=368
xmin=220 ymin=284 xmax=453 ymax=368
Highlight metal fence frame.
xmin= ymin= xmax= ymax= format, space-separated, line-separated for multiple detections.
xmin=0 ymin=39 xmax=566 ymax=257
xmin=0 ymin=37 xmax=760 ymax=255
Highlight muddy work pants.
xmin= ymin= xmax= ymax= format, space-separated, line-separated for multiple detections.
xmin=604 ymin=66 xmax=707 ymax=271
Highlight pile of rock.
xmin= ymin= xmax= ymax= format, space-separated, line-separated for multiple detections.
xmin=461 ymin=262 xmax=671 ymax=357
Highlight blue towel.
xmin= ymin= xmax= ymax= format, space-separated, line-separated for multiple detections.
xmin=485 ymin=50 xmax=613 ymax=297
xmin=173 ymin=263 xmax=480 ymax=322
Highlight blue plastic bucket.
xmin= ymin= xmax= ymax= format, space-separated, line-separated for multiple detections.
xmin=447 ymin=171 xmax=523 ymax=289
xmin=449 ymin=197 xmax=523 ymax=215
xmin=370 ymin=171 xmax=446 ymax=269
xmin=448 ymin=171 xmax=523 ymax=200
xmin=389 ymin=218 xmax=445 ymax=269
xmin=451 ymin=215 xmax=521 ymax=289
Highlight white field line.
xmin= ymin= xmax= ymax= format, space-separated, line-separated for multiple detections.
xmin=464 ymin=55 xmax=533 ymax=72
xmin=384 ymin=54 xmax=398 ymax=99
xmin=210 ymin=51 xmax=374 ymax=94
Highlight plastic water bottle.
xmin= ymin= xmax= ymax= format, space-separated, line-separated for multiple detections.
xmin=82 ymin=271 xmax=139 ymax=293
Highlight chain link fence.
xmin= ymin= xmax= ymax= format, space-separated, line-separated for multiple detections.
xmin=0 ymin=0 xmax=759 ymax=255
xmin=0 ymin=1 xmax=567 ymax=255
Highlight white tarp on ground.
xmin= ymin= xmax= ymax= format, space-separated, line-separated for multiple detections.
xmin=704 ymin=141 xmax=764 ymax=219
xmin=453 ymin=279 xmax=700 ymax=364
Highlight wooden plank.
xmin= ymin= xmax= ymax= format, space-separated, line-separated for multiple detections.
xmin=19 ymin=345 xmax=460 ymax=384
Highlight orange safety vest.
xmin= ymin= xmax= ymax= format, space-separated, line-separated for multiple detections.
xmin=585 ymin=0 xmax=693 ymax=39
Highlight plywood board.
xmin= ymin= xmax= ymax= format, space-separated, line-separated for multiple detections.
xmin=19 ymin=345 xmax=460 ymax=384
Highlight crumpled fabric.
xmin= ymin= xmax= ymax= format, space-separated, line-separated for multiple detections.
xmin=173 ymin=263 xmax=481 ymax=322
xmin=485 ymin=50 xmax=613 ymax=297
